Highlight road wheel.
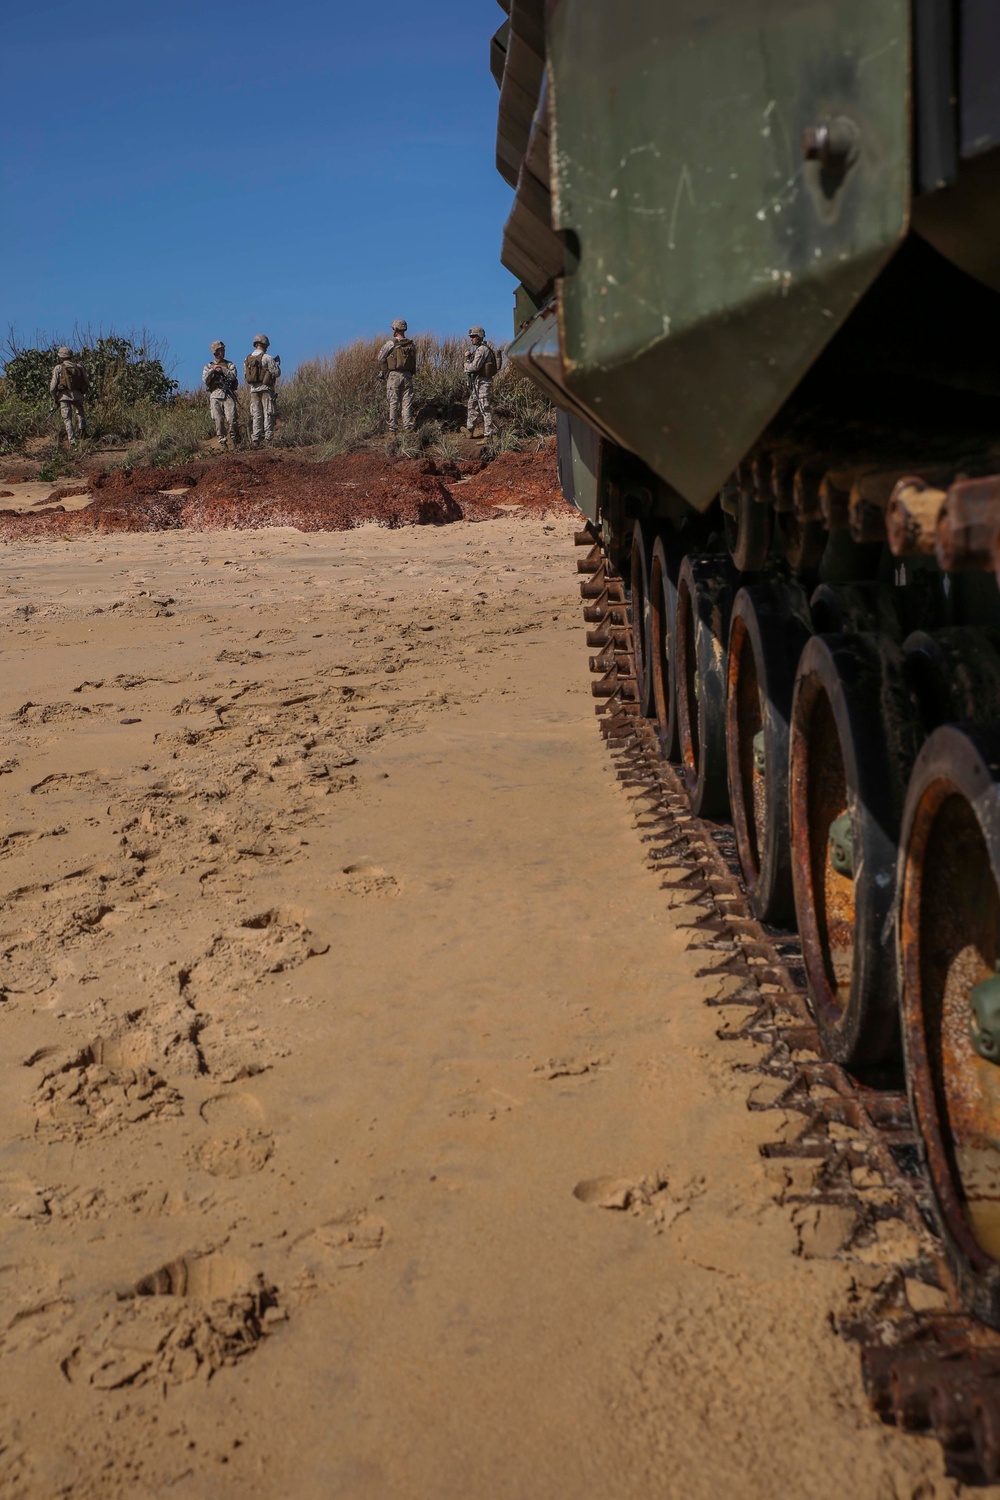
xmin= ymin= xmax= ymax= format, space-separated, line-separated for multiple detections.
xmin=726 ymin=582 xmax=811 ymax=925
xmin=789 ymin=632 xmax=922 ymax=1065
xmin=899 ymin=722 xmax=1000 ymax=1326
xmin=675 ymin=555 xmax=734 ymax=817
xmin=629 ymin=521 xmax=656 ymax=717
xmin=649 ymin=533 xmax=681 ymax=759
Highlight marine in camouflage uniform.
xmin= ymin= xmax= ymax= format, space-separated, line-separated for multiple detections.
xmin=49 ymin=347 xmax=89 ymax=444
xmin=245 ymin=334 xmax=280 ymax=447
xmin=202 ymin=340 xmax=240 ymax=449
xmin=376 ymin=319 xmax=417 ymax=432
xmin=463 ymin=327 xmax=496 ymax=439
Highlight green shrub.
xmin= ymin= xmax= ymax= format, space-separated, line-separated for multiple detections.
xmin=0 ymin=391 xmax=50 ymax=453
xmin=3 ymin=329 xmax=177 ymax=417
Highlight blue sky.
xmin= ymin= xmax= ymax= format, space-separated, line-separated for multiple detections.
xmin=2 ymin=0 xmax=517 ymax=388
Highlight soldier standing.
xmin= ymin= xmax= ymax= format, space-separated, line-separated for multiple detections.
xmin=463 ymin=327 xmax=499 ymax=440
xmin=376 ymin=320 xmax=417 ymax=432
xmin=49 ymin=346 xmax=89 ymax=444
xmin=202 ymin=340 xmax=240 ymax=449
xmin=244 ymin=334 xmax=280 ymax=447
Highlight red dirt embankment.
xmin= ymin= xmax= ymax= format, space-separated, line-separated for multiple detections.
xmin=0 ymin=448 xmax=565 ymax=541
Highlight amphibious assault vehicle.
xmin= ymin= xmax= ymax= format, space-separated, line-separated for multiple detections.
xmin=492 ymin=0 xmax=1000 ymax=1336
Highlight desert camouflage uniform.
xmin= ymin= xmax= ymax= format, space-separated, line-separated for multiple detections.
xmin=203 ymin=359 xmax=240 ymax=447
xmin=247 ymin=352 xmax=280 ymax=446
xmin=376 ymin=338 xmax=415 ymax=431
xmin=49 ymin=358 xmax=88 ymax=443
xmin=464 ymin=342 xmax=495 ymax=437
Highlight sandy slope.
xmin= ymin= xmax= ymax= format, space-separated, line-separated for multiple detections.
xmin=0 ymin=514 xmax=964 ymax=1498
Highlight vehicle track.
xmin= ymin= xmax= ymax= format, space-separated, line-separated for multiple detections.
xmin=575 ymin=522 xmax=1000 ymax=1487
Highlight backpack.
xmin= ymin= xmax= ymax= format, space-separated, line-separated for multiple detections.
xmin=245 ymin=351 xmax=275 ymax=387
xmin=481 ymin=344 xmax=501 ymax=379
xmin=59 ymin=361 xmax=88 ymax=396
xmin=386 ymin=339 xmax=416 ymax=375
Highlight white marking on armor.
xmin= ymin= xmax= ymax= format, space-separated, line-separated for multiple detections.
xmin=857 ymin=36 xmax=900 ymax=73
xmin=618 ymin=142 xmax=661 ymax=167
xmin=667 ymin=164 xmax=695 ymax=250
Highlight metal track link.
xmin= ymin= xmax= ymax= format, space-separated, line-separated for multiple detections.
xmin=574 ymin=531 xmax=1000 ymax=1486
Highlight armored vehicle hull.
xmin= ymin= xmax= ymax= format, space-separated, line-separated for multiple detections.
xmin=494 ymin=0 xmax=1000 ymax=1402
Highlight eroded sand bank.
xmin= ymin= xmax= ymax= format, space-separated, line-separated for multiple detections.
xmin=0 ymin=515 xmax=962 ymax=1498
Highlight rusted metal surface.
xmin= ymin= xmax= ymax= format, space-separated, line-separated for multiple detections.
xmin=899 ymin=725 xmax=1000 ymax=1330
xmin=887 ymin=478 xmax=948 ymax=557
xmin=848 ymin=467 xmax=952 ymax=546
xmin=574 ymin=534 xmax=1000 ymax=1485
xmin=789 ymin=633 xmax=920 ymax=1066
xmin=936 ymin=476 xmax=1000 ymax=572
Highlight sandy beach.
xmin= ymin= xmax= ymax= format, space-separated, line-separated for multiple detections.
xmin=0 ymin=509 xmax=960 ymax=1498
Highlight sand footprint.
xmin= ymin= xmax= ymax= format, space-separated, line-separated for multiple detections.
xmin=573 ymin=1171 xmax=702 ymax=1230
xmin=192 ymin=1092 xmax=274 ymax=1179
xmin=33 ymin=1034 xmax=183 ymax=1141
xmin=289 ymin=1206 xmax=389 ymax=1284
xmin=63 ymin=1251 xmax=282 ymax=1389
xmin=329 ymin=863 xmax=400 ymax=898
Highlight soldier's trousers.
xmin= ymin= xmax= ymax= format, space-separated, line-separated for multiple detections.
xmin=467 ymin=376 xmax=494 ymax=437
xmin=209 ymin=390 xmax=239 ymax=445
xmin=59 ymin=397 xmax=86 ymax=443
xmin=249 ymin=390 xmax=276 ymax=445
xmin=386 ymin=371 xmax=414 ymax=431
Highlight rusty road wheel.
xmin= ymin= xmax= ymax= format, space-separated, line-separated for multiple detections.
xmin=899 ymin=722 xmax=1000 ymax=1326
xmin=629 ymin=521 xmax=656 ymax=718
xmin=789 ymin=632 xmax=923 ymax=1065
xmin=726 ymin=582 xmax=811 ymax=925
xmin=675 ymin=555 xmax=734 ymax=818
xmin=649 ymin=533 xmax=681 ymax=759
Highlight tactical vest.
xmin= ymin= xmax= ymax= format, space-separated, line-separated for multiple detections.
xmin=244 ymin=351 xmax=275 ymax=387
xmin=480 ymin=345 xmax=500 ymax=379
xmin=206 ymin=363 xmax=232 ymax=392
xmin=386 ymin=339 xmax=416 ymax=374
xmin=58 ymin=361 xmax=88 ymax=396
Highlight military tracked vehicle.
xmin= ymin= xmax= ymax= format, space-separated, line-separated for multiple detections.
xmin=492 ymin=0 xmax=1000 ymax=1335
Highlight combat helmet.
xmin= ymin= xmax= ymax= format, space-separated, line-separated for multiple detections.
xmin=468 ymin=326 xmax=485 ymax=339
xmin=253 ymin=334 xmax=270 ymax=349
xmin=210 ymin=340 xmax=225 ymax=355
xmin=57 ymin=346 xmax=73 ymax=359
xmin=391 ymin=319 xmax=408 ymax=333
